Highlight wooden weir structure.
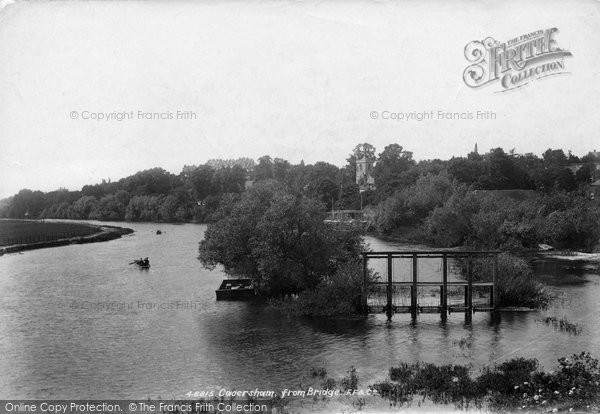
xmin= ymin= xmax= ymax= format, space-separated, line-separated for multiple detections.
xmin=361 ymin=251 xmax=499 ymax=320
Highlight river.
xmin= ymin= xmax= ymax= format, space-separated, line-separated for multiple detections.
xmin=0 ymin=221 xmax=598 ymax=398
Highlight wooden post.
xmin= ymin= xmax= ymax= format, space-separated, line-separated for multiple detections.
xmin=466 ymin=255 xmax=473 ymax=312
xmin=441 ymin=254 xmax=448 ymax=315
xmin=492 ymin=253 xmax=499 ymax=309
xmin=412 ymin=253 xmax=418 ymax=316
xmin=362 ymin=253 xmax=368 ymax=314
xmin=386 ymin=253 xmax=393 ymax=320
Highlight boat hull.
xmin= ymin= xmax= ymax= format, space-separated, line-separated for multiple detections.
xmin=215 ymin=278 xmax=256 ymax=300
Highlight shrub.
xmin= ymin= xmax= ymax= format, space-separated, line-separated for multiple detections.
xmin=487 ymin=353 xmax=600 ymax=411
xmin=371 ymin=354 xmax=600 ymax=411
xmin=341 ymin=366 xmax=359 ymax=391
xmin=269 ymin=259 xmax=375 ymax=317
xmin=373 ymin=191 xmax=409 ymax=234
xmin=373 ymin=362 xmax=481 ymax=408
xmin=495 ymin=253 xmax=549 ymax=308
xmin=199 ymin=181 xmax=366 ymax=297
xmin=460 ymin=252 xmax=549 ymax=308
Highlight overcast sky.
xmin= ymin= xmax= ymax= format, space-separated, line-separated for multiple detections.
xmin=0 ymin=0 xmax=599 ymax=198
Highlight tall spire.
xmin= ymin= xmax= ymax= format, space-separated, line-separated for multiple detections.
xmin=474 ymin=142 xmax=478 ymax=154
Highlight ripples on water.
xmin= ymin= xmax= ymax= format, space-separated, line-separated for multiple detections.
xmin=0 ymin=222 xmax=598 ymax=398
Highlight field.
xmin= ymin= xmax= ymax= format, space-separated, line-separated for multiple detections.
xmin=0 ymin=220 xmax=99 ymax=246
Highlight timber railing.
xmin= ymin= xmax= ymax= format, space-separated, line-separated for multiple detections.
xmin=361 ymin=250 xmax=499 ymax=320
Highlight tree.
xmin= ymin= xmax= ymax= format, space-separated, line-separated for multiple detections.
xmin=159 ymin=194 xmax=190 ymax=222
xmin=575 ymin=163 xmax=597 ymax=183
xmin=211 ymin=165 xmax=246 ymax=194
xmin=303 ymin=162 xmax=340 ymax=209
xmin=89 ymin=194 xmax=126 ymax=221
xmin=479 ymin=148 xmax=531 ymax=189
xmin=346 ymin=143 xmax=376 ymax=179
xmin=352 ymin=143 xmax=376 ymax=161
xmin=206 ymin=157 xmax=255 ymax=171
xmin=122 ymin=168 xmax=176 ymax=195
xmin=447 ymin=156 xmax=487 ymax=186
xmin=532 ymin=166 xmax=576 ymax=192
xmin=272 ymin=158 xmax=291 ymax=182
xmin=81 ymin=184 xmax=106 ymax=199
xmin=310 ymin=178 xmax=338 ymax=210
xmin=11 ymin=189 xmax=46 ymax=218
xmin=254 ymin=155 xmax=274 ymax=181
xmin=125 ymin=195 xmax=162 ymax=221
xmin=581 ymin=151 xmax=600 ymax=163
xmin=542 ymin=149 xmax=568 ymax=166
xmin=188 ymin=165 xmax=215 ymax=200
xmin=69 ymin=196 xmax=99 ymax=219
xmin=404 ymin=173 xmax=455 ymax=221
xmin=198 ymin=181 xmax=365 ymax=296
xmin=372 ymin=144 xmax=415 ymax=198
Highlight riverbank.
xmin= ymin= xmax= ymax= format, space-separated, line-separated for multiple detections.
xmin=538 ymin=250 xmax=600 ymax=262
xmin=0 ymin=220 xmax=134 ymax=255
xmin=267 ymin=353 xmax=600 ymax=413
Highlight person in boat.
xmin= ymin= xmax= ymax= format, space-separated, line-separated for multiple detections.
xmin=143 ymin=257 xmax=150 ymax=266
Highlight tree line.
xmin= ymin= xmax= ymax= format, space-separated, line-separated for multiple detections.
xmin=0 ymin=154 xmax=365 ymax=223
xmin=367 ymin=145 xmax=600 ymax=251
xmin=2 ymin=146 xmax=599 ymax=249
xmin=198 ymin=144 xmax=600 ymax=312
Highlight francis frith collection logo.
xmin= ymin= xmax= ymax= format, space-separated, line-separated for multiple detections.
xmin=463 ymin=28 xmax=572 ymax=91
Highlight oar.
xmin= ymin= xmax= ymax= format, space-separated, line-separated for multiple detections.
xmin=128 ymin=261 xmax=137 ymax=265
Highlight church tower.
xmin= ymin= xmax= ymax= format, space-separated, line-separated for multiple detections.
xmin=356 ymin=157 xmax=375 ymax=190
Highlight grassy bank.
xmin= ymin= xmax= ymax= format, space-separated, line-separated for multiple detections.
xmin=0 ymin=219 xmax=101 ymax=246
xmin=0 ymin=219 xmax=133 ymax=253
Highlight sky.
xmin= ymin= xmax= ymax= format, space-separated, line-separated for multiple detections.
xmin=0 ymin=0 xmax=599 ymax=198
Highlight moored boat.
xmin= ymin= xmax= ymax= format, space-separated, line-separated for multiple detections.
xmin=215 ymin=278 xmax=256 ymax=300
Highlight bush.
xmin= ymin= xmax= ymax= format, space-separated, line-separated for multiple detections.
xmin=488 ymin=353 xmax=600 ymax=411
xmin=494 ymin=253 xmax=549 ymax=308
xmin=371 ymin=353 xmax=600 ymax=411
xmin=200 ymin=181 xmax=366 ymax=297
xmin=423 ymin=189 xmax=480 ymax=247
xmin=477 ymin=357 xmax=539 ymax=395
xmin=399 ymin=185 xmax=600 ymax=252
xmin=341 ymin=366 xmax=359 ymax=391
xmin=373 ymin=362 xmax=480 ymax=408
xmin=373 ymin=174 xmax=459 ymax=234
xmin=373 ymin=191 xmax=409 ymax=234
xmin=269 ymin=259 xmax=374 ymax=317
xmin=466 ymin=252 xmax=549 ymax=308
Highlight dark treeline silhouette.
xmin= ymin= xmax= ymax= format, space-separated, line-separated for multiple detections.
xmin=1 ymin=146 xmax=599 ymax=250
xmin=0 ymin=154 xmax=361 ymax=223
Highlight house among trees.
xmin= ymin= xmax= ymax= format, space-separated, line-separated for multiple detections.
xmin=566 ymin=150 xmax=600 ymax=174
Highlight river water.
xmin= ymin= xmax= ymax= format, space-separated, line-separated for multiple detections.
xmin=0 ymin=222 xmax=598 ymax=398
